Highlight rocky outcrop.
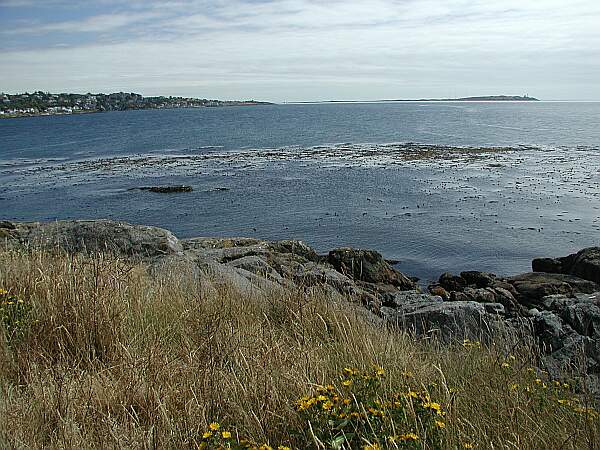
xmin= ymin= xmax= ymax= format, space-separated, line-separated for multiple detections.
xmin=2 ymin=219 xmax=599 ymax=397
xmin=0 ymin=219 xmax=183 ymax=257
xmin=328 ymin=248 xmax=415 ymax=290
xmin=533 ymin=247 xmax=600 ymax=285
xmin=509 ymin=272 xmax=598 ymax=305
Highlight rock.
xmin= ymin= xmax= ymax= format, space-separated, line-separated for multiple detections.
xmin=562 ymin=247 xmax=600 ymax=285
xmin=438 ymin=272 xmax=467 ymax=292
xmin=463 ymin=287 xmax=497 ymax=303
xmin=136 ymin=185 xmax=193 ymax=193
xmin=268 ymin=240 xmax=320 ymax=262
xmin=509 ymin=272 xmax=598 ymax=305
xmin=9 ymin=220 xmax=183 ymax=257
xmin=381 ymin=300 xmax=504 ymax=341
xmin=428 ymin=285 xmax=449 ymax=299
xmin=383 ymin=291 xmax=443 ymax=308
xmin=147 ymin=254 xmax=202 ymax=280
xmin=460 ymin=271 xmax=496 ymax=288
xmin=0 ymin=220 xmax=16 ymax=230
xmin=328 ymin=248 xmax=414 ymax=289
xmin=532 ymin=257 xmax=563 ymax=274
xmin=449 ymin=291 xmax=470 ymax=302
xmin=533 ymin=247 xmax=600 ymax=285
xmin=227 ymin=256 xmax=284 ymax=282
xmin=541 ymin=293 xmax=600 ymax=338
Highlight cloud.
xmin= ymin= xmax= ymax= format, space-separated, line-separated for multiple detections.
xmin=1 ymin=0 xmax=599 ymax=100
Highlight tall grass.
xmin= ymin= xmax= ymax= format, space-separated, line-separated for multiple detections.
xmin=0 ymin=249 xmax=597 ymax=449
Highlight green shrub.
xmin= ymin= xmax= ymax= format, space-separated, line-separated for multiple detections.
xmin=0 ymin=288 xmax=32 ymax=345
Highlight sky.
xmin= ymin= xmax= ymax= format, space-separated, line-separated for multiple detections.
xmin=1 ymin=0 xmax=599 ymax=102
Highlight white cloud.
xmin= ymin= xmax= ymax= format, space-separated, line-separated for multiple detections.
xmin=1 ymin=0 xmax=599 ymax=100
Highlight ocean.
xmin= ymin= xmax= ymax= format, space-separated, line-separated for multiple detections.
xmin=1 ymin=101 xmax=599 ymax=282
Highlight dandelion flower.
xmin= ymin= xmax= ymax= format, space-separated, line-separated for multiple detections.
xmin=435 ymin=420 xmax=446 ymax=429
xmin=202 ymin=432 xmax=213 ymax=439
xmin=398 ymin=433 xmax=419 ymax=441
xmin=209 ymin=422 xmax=220 ymax=431
xmin=222 ymin=431 xmax=232 ymax=439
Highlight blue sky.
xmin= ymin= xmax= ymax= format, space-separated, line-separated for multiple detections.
xmin=1 ymin=0 xmax=599 ymax=101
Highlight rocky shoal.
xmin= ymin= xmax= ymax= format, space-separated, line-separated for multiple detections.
xmin=1 ymin=219 xmax=599 ymax=395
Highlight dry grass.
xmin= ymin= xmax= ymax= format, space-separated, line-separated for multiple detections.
xmin=0 ymin=249 xmax=598 ymax=449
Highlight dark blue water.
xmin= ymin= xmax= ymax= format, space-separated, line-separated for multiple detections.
xmin=1 ymin=102 xmax=599 ymax=282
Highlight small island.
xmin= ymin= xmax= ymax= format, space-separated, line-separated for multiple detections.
xmin=395 ymin=95 xmax=540 ymax=102
xmin=0 ymin=91 xmax=272 ymax=118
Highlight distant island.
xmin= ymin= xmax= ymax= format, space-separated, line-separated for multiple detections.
xmin=0 ymin=91 xmax=272 ymax=118
xmin=292 ymin=95 xmax=540 ymax=104
xmin=386 ymin=95 xmax=540 ymax=102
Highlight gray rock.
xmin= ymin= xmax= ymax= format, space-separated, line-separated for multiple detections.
xmin=328 ymin=248 xmax=415 ymax=289
xmin=8 ymin=220 xmax=183 ymax=257
xmin=381 ymin=300 xmax=502 ymax=341
xmin=532 ymin=257 xmax=563 ymax=274
xmin=438 ymin=272 xmax=467 ymax=292
xmin=460 ymin=271 xmax=496 ymax=288
xmin=227 ymin=255 xmax=284 ymax=282
xmin=533 ymin=247 xmax=600 ymax=285
xmin=563 ymin=247 xmax=600 ymax=285
xmin=509 ymin=272 xmax=598 ymax=305
xmin=463 ymin=287 xmax=497 ymax=303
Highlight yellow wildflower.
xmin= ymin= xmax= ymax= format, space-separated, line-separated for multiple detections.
xmin=209 ymin=422 xmax=220 ymax=431
xmin=463 ymin=443 xmax=474 ymax=449
xmin=398 ymin=433 xmax=419 ymax=441
xmin=435 ymin=420 xmax=446 ymax=429
xmin=374 ymin=366 xmax=385 ymax=377
xmin=363 ymin=444 xmax=381 ymax=450
xmin=406 ymin=389 xmax=418 ymax=399
xmin=342 ymin=380 xmax=352 ymax=387
xmin=202 ymin=431 xmax=213 ymax=439
xmin=343 ymin=367 xmax=356 ymax=377
xmin=222 ymin=431 xmax=232 ymax=439
xmin=0 ymin=289 xmax=8 ymax=295
xmin=501 ymin=362 xmax=510 ymax=368
xmin=422 ymin=401 xmax=443 ymax=415
xmin=322 ymin=400 xmax=334 ymax=410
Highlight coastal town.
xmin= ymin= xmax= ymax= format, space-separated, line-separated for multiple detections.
xmin=0 ymin=91 xmax=271 ymax=118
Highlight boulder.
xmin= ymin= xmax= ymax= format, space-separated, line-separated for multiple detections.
xmin=532 ymin=257 xmax=563 ymax=274
xmin=328 ymin=248 xmax=414 ymax=289
xmin=460 ymin=271 xmax=496 ymax=288
xmin=380 ymin=300 xmax=505 ymax=340
xmin=8 ymin=220 xmax=183 ymax=257
xmin=428 ymin=285 xmax=449 ymax=299
xmin=533 ymin=247 xmax=600 ymax=285
xmin=540 ymin=293 xmax=600 ymax=338
xmin=508 ymin=272 xmax=598 ymax=305
xmin=562 ymin=247 xmax=600 ymax=285
xmin=438 ymin=272 xmax=467 ymax=292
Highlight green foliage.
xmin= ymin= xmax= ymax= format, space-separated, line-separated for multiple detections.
xmin=294 ymin=366 xmax=445 ymax=449
xmin=0 ymin=288 xmax=32 ymax=345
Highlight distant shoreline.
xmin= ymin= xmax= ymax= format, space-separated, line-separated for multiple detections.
xmin=290 ymin=95 xmax=540 ymax=104
xmin=0 ymin=91 xmax=273 ymax=119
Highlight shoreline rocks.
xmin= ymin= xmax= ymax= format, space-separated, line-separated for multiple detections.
xmin=1 ymin=218 xmax=599 ymax=395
